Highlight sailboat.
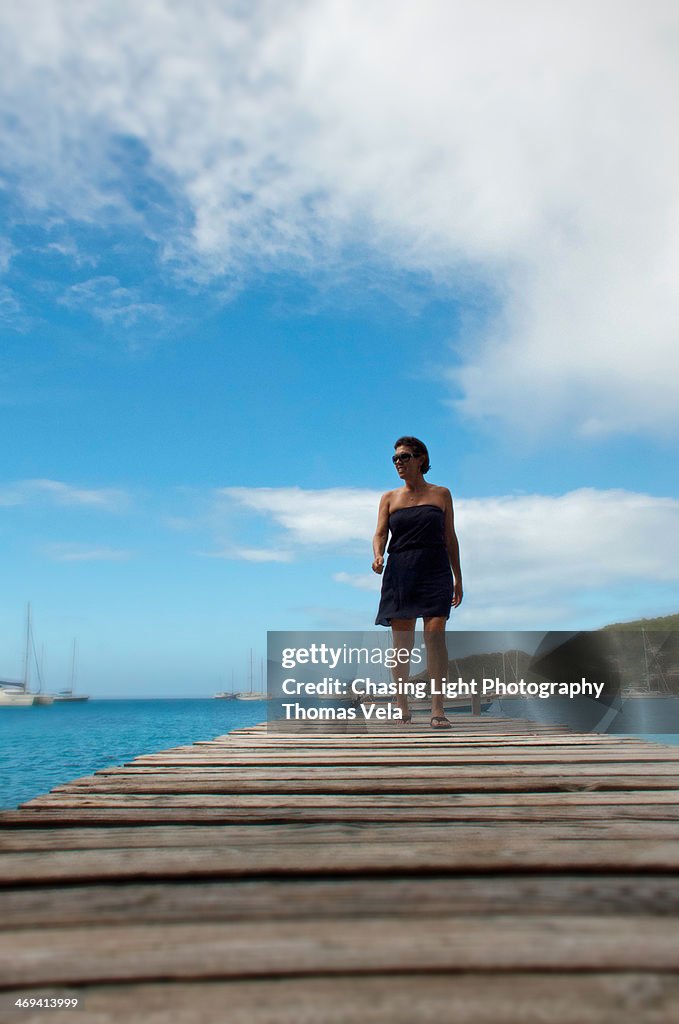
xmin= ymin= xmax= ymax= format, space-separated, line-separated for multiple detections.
xmin=0 ymin=604 xmax=36 ymax=706
xmin=236 ymin=650 xmax=265 ymax=700
xmin=0 ymin=681 xmax=33 ymax=705
xmin=213 ymin=669 xmax=240 ymax=699
xmin=53 ymin=640 xmax=89 ymax=702
xmin=33 ymin=644 xmax=55 ymax=705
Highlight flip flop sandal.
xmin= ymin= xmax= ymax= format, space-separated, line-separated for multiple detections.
xmin=430 ymin=716 xmax=452 ymax=729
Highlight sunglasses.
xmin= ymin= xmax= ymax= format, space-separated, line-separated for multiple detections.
xmin=392 ymin=452 xmax=418 ymax=464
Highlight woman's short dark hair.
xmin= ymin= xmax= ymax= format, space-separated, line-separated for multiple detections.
xmin=394 ymin=436 xmax=430 ymax=474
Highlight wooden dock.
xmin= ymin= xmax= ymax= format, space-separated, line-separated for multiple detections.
xmin=2 ymin=714 xmax=679 ymax=1022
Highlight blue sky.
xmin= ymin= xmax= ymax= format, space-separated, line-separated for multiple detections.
xmin=1 ymin=2 xmax=678 ymax=697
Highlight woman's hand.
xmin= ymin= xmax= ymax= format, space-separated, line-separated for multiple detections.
xmin=452 ymin=579 xmax=463 ymax=607
xmin=372 ymin=494 xmax=389 ymax=576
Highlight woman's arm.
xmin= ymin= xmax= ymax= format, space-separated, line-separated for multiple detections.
xmin=372 ymin=492 xmax=391 ymax=574
xmin=443 ymin=488 xmax=463 ymax=606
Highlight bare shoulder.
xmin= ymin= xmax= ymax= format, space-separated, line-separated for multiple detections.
xmin=428 ymin=483 xmax=453 ymax=503
xmin=377 ymin=489 xmax=397 ymax=512
xmin=380 ymin=488 xmax=399 ymax=509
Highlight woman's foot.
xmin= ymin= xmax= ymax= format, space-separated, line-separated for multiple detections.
xmin=430 ymin=715 xmax=451 ymax=729
xmin=396 ymin=712 xmax=412 ymax=724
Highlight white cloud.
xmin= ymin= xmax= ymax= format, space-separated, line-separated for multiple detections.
xmin=459 ymin=489 xmax=679 ymax=594
xmin=217 ymin=484 xmax=679 ymax=621
xmin=219 ymin=486 xmax=380 ymax=545
xmin=43 ymin=543 xmax=132 ymax=562
xmin=0 ymin=479 xmax=130 ymax=511
xmin=2 ymin=2 xmax=679 ymax=434
xmin=205 ymin=546 xmax=294 ymax=562
xmin=333 ymin=571 xmax=381 ymax=592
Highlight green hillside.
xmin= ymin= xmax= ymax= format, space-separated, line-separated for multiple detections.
xmin=601 ymin=612 xmax=679 ymax=631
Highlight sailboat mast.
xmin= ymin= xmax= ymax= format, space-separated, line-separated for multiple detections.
xmin=23 ymin=602 xmax=32 ymax=693
xmin=70 ymin=639 xmax=78 ymax=694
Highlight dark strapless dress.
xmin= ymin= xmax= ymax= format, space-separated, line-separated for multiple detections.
xmin=375 ymin=504 xmax=454 ymax=626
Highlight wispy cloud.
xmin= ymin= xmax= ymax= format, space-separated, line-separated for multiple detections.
xmin=0 ymin=479 xmax=130 ymax=512
xmin=43 ymin=543 xmax=132 ymax=562
xmin=0 ymin=285 xmax=24 ymax=327
xmin=0 ymin=237 xmax=15 ymax=273
xmin=204 ymin=546 xmax=294 ymax=563
xmin=42 ymin=239 xmax=99 ymax=267
xmin=59 ymin=276 xmax=165 ymax=327
xmin=2 ymin=2 xmax=678 ymax=435
xmin=333 ymin=571 xmax=381 ymax=592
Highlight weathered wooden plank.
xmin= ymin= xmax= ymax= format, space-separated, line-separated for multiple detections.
xmin=4 ymin=974 xmax=679 ymax=1024
xmin=144 ymin=726 xmax=606 ymax=737
xmin=19 ymin=790 xmax=679 ymax=809
xmin=94 ymin=757 xmax=629 ymax=774
xmin=220 ymin=720 xmax=572 ymax=729
xmin=226 ymin=729 xmax=664 ymax=737
xmin=116 ymin=733 xmax=678 ymax=742
xmin=123 ymin=751 xmax=679 ymax=765
xmin=140 ymin=734 xmax=576 ymax=751
xmin=43 ymin=774 xmax=679 ymax=796
xmin=4 ymin=837 xmax=679 ymax=885
xmin=241 ymin=738 xmax=671 ymax=746
xmin=219 ymin=721 xmax=581 ymax=729
xmin=3 ymin=916 xmax=679 ymax=987
xmin=4 ymin=874 xmax=679 ymax=929
xmin=142 ymin=749 xmax=679 ymax=765
xmin=81 ymin=758 xmax=679 ymax=778
xmin=150 ymin=736 xmax=677 ymax=745
xmin=121 ymin=731 xmax=677 ymax=745
xmin=63 ymin=765 xmax=679 ymax=786
xmin=131 ymin=738 xmax=577 ymax=749
xmin=5 ymin=820 xmax=679 ymax=852
xmin=211 ymin=745 xmax=672 ymax=756
xmin=199 ymin=741 xmax=675 ymax=749
xmin=134 ymin=732 xmax=676 ymax=746
xmin=207 ymin=733 xmax=607 ymax=741
xmin=4 ymin=804 xmax=679 ymax=826
xmin=134 ymin=741 xmax=679 ymax=752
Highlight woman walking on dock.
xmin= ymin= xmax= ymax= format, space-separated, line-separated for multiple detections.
xmin=372 ymin=436 xmax=463 ymax=728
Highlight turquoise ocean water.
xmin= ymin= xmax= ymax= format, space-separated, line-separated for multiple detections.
xmin=1 ymin=698 xmax=677 ymax=811
xmin=0 ymin=699 xmax=267 ymax=810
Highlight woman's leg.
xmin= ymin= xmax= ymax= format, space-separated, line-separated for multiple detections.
xmin=424 ymin=617 xmax=450 ymax=727
xmin=390 ymin=618 xmax=416 ymax=722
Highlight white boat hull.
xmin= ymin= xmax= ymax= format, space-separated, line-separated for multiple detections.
xmin=0 ymin=688 xmax=34 ymax=706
